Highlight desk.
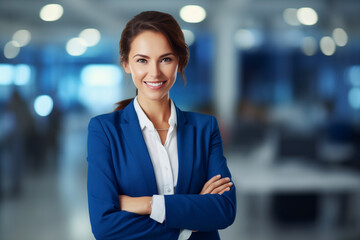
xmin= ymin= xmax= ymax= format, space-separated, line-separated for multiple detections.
xmin=226 ymin=158 xmax=360 ymax=240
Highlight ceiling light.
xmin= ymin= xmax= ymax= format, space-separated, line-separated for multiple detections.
xmin=40 ymin=4 xmax=64 ymax=22
xmin=348 ymin=88 xmax=360 ymax=109
xmin=15 ymin=64 xmax=31 ymax=86
xmin=283 ymin=8 xmax=300 ymax=26
xmin=332 ymin=28 xmax=348 ymax=47
xmin=182 ymin=29 xmax=195 ymax=46
xmin=180 ymin=5 xmax=206 ymax=23
xmin=235 ymin=29 xmax=256 ymax=50
xmin=66 ymin=38 xmax=87 ymax=56
xmin=81 ymin=65 xmax=122 ymax=86
xmin=34 ymin=95 xmax=54 ymax=117
xmin=301 ymin=36 xmax=317 ymax=56
xmin=79 ymin=28 xmax=101 ymax=47
xmin=320 ymin=36 xmax=336 ymax=56
xmin=297 ymin=7 xmax=318 ymax=26
xmin=12 ymin=29 xmax=31 ymax=47
xmin=0 ymin=64 xmax=14 ymax=85
xmin=4 ymin=41 xmax=20 ymax=59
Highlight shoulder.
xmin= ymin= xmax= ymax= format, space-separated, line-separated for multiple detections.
xmin=88 ymin=110 xmax=124 ymax=130
xmin=179 ymin=109 xmax=218 ymax=129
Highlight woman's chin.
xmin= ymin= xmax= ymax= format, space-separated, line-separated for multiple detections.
xmin=138 ymin=91 xmax=169 ymax=102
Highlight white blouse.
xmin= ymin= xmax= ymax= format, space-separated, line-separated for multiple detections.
xmin=133 ymin=97 xmax=192 ymax=240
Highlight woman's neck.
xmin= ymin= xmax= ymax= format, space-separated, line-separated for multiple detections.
xmin=137 ymin=95 xmax=171 ymax=128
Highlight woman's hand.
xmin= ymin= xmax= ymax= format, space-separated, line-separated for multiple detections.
xmin=190 ymin=175 xmax=233 ymax=233
xmin=199 ymin=175 xmax=233 ymax=195
xmin=119 ymin=195 xmax=152 ymax=215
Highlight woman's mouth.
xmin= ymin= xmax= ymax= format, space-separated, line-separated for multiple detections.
xmin=144 ymin=81 xmax=166 ymax=90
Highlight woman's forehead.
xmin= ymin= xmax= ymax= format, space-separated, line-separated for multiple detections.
xmin=129 ymin=31 xmax=174 ymax=56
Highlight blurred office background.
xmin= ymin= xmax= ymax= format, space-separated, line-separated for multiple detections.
xmin=1 ymin=0 xmax=360 ymax=239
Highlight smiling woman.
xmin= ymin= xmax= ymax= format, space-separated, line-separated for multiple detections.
xmin=86 ymin=11 xmax=236 ymax=240
xmin=123 ymin=31 xmax=179 ymax=103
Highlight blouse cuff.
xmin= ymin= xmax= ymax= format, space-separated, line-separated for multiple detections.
xmin=150 ymin=195 xmax=165 ymax=223
xmin=178 ymin=229 xmax=192 ymax=240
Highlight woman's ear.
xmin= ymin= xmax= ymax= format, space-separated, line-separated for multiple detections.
xmin=123 ymin=61 xmax=131 ymax=74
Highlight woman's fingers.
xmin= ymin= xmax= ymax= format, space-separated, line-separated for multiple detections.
xmin=200 ymin=175 xmax=221 ymax=194
xmin=206 ymin=177 xmax=230 ymax=193
xmin=201 ymin=175 xmax=221 ymax=192
xmin=218 ymin=187 xmax=231 ymax=195
xmin=211 ymin=181 xmax=233 ymax=194
xmin=200 ymin=176 xmax=232 ymax=195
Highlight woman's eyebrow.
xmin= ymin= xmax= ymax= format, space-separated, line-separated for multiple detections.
xmin=133 ymin=53 xmax=175 ymax=59
xmin=160 ymin=53 xmax=175 ymax=58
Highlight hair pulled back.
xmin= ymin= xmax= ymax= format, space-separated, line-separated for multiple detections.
xmin=115 ymin=11 xmax=189 ymax=111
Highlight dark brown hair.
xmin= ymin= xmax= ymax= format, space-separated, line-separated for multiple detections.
xmin=114 ymin=11 xmax=190 ymax=111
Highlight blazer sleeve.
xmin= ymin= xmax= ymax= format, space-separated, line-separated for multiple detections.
xmin=164 ymin=116 xmax=236 ymax=232
xmin=87 ymin=117 xmax=179 ymax=240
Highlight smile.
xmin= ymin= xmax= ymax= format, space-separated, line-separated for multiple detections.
xmin=144 ymin=81 xmax=167 ymax=90
xmin=145 ymin=81 xmax=165 ymax=87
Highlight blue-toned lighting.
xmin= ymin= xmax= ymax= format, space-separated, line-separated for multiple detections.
xmin=332 ymin=28 xmax=348 ymax=47
xmin=4 ymin=41 xmax=20 ymax=59
xmin=348 ymin=88 xmax=360 ymax=109
xmin=301 ymin=36 xmax=317 ymax=56
xmin=0 ymin=64 xmax=14 ymax=85
xmin=66 ymin=37 xmax=87 ymax=56
xmin=12 ymin=29 xmax=31 ymax=47
xmin=79 ymin=28 xmax=101 ymax=47
xmin=182 ymin=29 xmax=195 ymax=46
xmin=347 ymin=65 xmax=360 ymax=86
xmin=320 ymin=36 xmax=336 ymax=56
xmin=235 ymin=29 xmax=263 ymax=50
xmin=34 ymin=95 xmax=53 ymax=117
xmin=81 ymin=64 xmax=122 ymax=86
xmin=283 ymin=8 xmax=300 ymax=26
xmin=14 ymin=64 xmax=31 ymax=85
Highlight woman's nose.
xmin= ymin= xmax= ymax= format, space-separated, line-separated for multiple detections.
xmin=149 ymin=63 xmax=160 ymax=78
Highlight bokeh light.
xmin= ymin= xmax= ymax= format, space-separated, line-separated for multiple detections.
xmin=79 ymin=28 xmax=101 ymax=47
xmin=66 ymin=38 xmax=87 ymax=56
xmin=332 ymin=28 xmax=348 ymax=47
xmin=348 ymin=88 xmax=360 ymax=109
xmin=34 ymin=95 xmax=54 ymax=117
xmin=12 ymin=29 xmax=31 ymax=47
xmin=182 ymin=29 xmax=196 ymax=46
xmin=347 ymin=65 xmax=360 ymax=87
xmin=297 ymin=7 xmax=318 ymax=26
xmin=81 ymin=64 xmax=122 ymax=86
xmin=0 ymin=64 xmax=14 ymax=85
xmin=301 ymin=36 xmax=317 ymax=56
xmin=40 ymin=4 xmax=64 ymax=22
xmin=320 ymin=36 xmax=336 ymax=56
xmin=4 ymin=41 xmax=20 ymax=59
xmin=180 ymin=5 xmax=206 ymax=23
xmin=234 ymin=29 xmax=257 ymax=50
xmin=283 ymin=8 xmax=301 ymax=26
xmin=14 ymin=64 xmax=31 ymax=86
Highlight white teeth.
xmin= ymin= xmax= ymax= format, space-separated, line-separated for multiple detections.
xmin=146 ymin=82 xmax=164 ymax=87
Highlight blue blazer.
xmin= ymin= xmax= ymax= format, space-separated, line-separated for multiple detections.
xmin=87 ymin=99 xmax=236 ymax=240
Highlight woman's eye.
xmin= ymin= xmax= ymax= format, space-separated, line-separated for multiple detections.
xmin=137 ymin=59 xmax=147 ymax=63
xmin=161 ymin=57 xmax=172 ymax=63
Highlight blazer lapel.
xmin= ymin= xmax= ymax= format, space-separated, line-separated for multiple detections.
xmin=119 ymin=101 xmax=158 ymax=195
xmin=175 ymin=107 xmax=195 ymax=194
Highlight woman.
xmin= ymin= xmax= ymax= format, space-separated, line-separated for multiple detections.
xmin=87 ymin=11 xmax=236 ymax=240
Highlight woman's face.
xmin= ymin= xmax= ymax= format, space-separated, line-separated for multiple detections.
xmin=123 ymin=30 xmax=179 ymax=102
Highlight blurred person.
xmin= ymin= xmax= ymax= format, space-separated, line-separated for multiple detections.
xmin=45 ymin=98 xmax=63 ymax=170
xmin=2 ymin=90 xmax=37 ymax=197
xmin=86 ymin=11 xmax=236 ymax=240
